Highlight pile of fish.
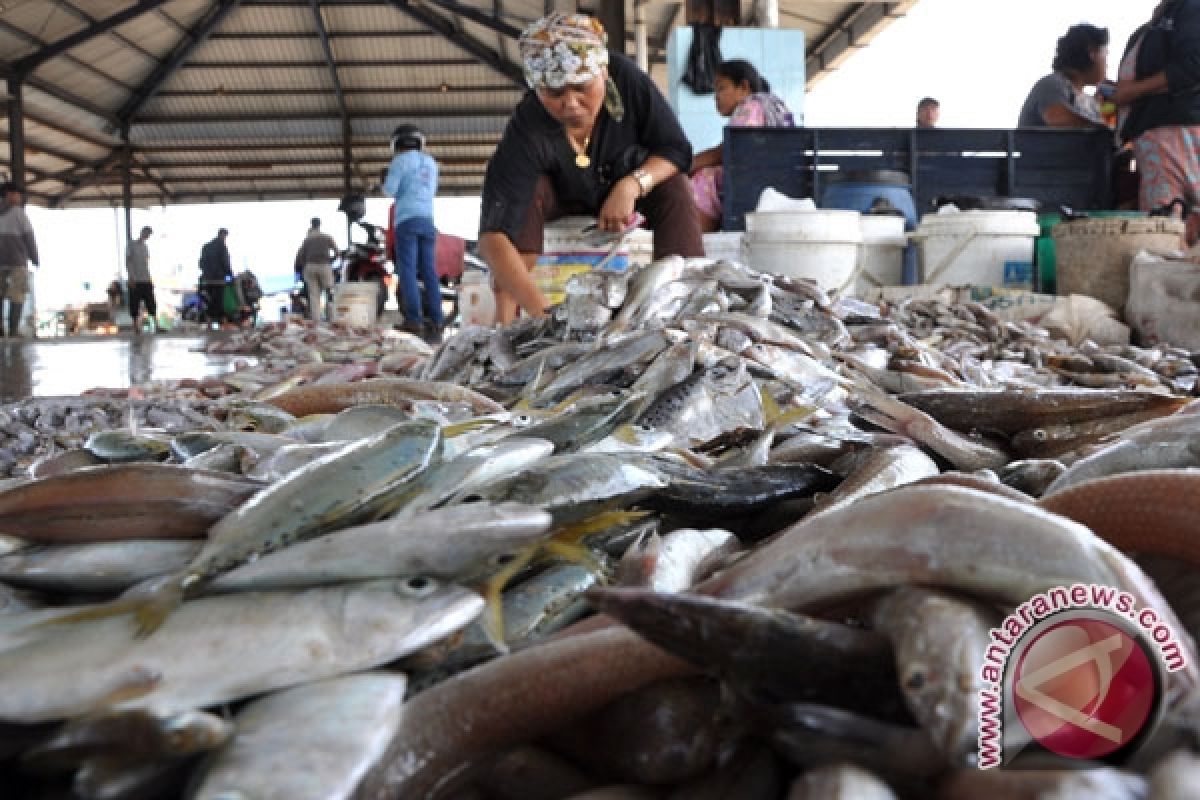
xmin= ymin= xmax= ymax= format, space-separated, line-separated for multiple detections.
xmin=0 ymin=254 xmax=1199 ymax=798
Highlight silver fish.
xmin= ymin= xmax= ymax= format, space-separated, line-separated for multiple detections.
xmin=212 ymin=502 xmax=553 ymax=591
xmin=188 ymin=673 xmax=408 ymax=800
xmin=0 ymin=579 xmax=481 ymax=722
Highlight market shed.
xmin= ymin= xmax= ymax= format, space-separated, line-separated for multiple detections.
xmin=0 ymin=0 xmax=918 ymax=211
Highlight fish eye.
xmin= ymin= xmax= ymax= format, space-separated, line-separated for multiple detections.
xmin=490 ymin=552 xmax=518 ymax=567
xmin=399 ymin=576 xmax=437 ymax=596
xmin=514 ymin=414 xmax=534 ymax=427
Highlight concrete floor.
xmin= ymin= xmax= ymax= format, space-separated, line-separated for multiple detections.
xmin=0 ymin=333 xmax=255 ymax=404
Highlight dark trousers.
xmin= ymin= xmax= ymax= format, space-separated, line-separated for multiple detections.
xmin=201 ymin=282 xmax=227 ymax=324
xmin=513 ymin=173 xmax=705 ymax=260
xmin=129 ymin=281 xmax=157 ymax=320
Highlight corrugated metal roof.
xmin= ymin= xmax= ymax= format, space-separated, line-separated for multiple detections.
xmin=1 ymin=0 xmax=920 ymax=208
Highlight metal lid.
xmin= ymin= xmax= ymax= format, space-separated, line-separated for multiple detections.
xmin=827 ymin=169 xmax=912 ymax=187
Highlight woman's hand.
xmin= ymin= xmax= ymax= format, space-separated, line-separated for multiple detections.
xmin=597 ymin=175 xmax=641 ymax=232
xmin=1114 ymin=71 xmax=1169 ymax=106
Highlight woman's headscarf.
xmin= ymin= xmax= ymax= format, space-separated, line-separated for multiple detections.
xmin=519 ymin=12 xmax=609 ymax=90
xmin=519 ymin=12 xmax=625 ymax=121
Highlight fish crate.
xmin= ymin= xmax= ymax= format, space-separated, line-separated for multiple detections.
xmin=535 ymin=217 xmax=654 ymax=306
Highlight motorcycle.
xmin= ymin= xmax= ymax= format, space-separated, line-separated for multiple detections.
xmin=335 ymin=220 xmax=390 ymax=317
xmin=335 ymin=194 xmax=390 ymax=316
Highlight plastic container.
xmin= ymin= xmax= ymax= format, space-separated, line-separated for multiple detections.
xmin=703 ymin=232 xmax=745 ymax=263
xmin=745 ymin=209 xmax=862 ymax=239
xmin=1054 ymin=216 xmax=1186 ymax=313
xmin=820 ymin=170 xmax=918 ymax=228
xmin=535 ymin=216 xmax=654 ymax=306
xmin=821 ymin=170 xmax=920 ymax=285
xmin=912 ymin=210 xmax=1040 ymax=288
xmin=854 ymin=214 xmax=907 ymax=296
xmin=332 ymin=282 xmax=379 ymax=327
xmin=1037 ymin=211 xmax=1147 ymax=295
xmin=743 ymin=210 xmax=863 ymax=292
xmin=458 ymin=270 xmax=496 ymax=327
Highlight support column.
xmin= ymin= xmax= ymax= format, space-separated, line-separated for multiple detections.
xmin=596 ymin=0 xmax=626 ymax=56
xmin=634 ymin=0 xmax=649 ymax=72
xmin=753 ymin=0 xmax=778 ymax=28
xmin=342 ymin=118 xmax=353 ymax=195
xmin=121 ymin=127 xmax=133 ymax=250
xmin=6 ymin=78 xmax=25 ymax=189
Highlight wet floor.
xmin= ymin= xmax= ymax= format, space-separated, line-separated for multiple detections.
xmin=0 ymin=334 xmax=256 ymax=404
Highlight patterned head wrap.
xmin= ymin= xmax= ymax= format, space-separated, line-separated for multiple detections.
xmin=519 ymin=12 xmax=609 ymax=90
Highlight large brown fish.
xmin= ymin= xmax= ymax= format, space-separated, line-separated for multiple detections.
xmin=266 ymin=377 xmax=504 ymax=417
xmin=1038 ymin=469 xmax=1200 ymax=567
xmin=0 ymin=465 xmax=260 ymax=542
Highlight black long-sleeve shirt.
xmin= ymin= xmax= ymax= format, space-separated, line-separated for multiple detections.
xmin=479 ymin=53 xmax=693 ymax=241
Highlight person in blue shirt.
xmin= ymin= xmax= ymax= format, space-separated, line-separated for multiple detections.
xmin=383 ymin=124 xmax=443 ymax=342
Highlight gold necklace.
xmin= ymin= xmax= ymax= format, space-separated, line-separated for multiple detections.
xmin=567 ymin=130 xmax=591 ymax=168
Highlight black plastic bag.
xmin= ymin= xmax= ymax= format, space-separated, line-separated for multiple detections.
xmin=682 ymin=24 xmax=722 ymax=94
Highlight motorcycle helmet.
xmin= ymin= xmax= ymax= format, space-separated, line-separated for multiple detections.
xmin=338 ymin=194 xmax=366 ymax=223
xmin=391 ymin=124 xmax=425 ymax=153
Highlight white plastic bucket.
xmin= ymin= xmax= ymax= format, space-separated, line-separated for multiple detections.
xmin=743 ymin=210 xmax=863 ymax=292
xmin=332 ymin=282 xmax=378 ymax=327
xmin=703 ymin=232 xmax=745 ymax=263
xmin=745 ymin=209 xmax=862 ymax=240
xmin=855 ymin=214 xmax=907 ymax=295
xmin=913 ymin=210 xmax=1039 ymax=287
xmin=535 ymin=216 xmax=654 ymax=306
xmin=458 ymin=271 xmax=496 ymax=327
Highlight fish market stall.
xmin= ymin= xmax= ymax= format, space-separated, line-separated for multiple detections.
xmin=0 ymin=255 xmax=1198 ymax=798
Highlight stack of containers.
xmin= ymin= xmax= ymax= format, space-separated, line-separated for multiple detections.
xmin=534 ymin=217 xmax=654 ymax=306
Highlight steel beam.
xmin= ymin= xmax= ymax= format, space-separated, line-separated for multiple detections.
xmin=119 ymin=0 xmax=245 ymax=123
xmin=384 ymin=0 xmax=525 ymax=88
xmin=14 ymin=0 xmax=173 ymax=75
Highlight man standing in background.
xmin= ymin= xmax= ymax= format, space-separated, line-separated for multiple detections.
xmin=0 ymin=181 xmax=40 ymax=339
xmin=198 ymin=228 xmax=233 ymax=327
xmin=126 ymin=225 xmax=159 ymax=333
xmin=916 ymin=97 xmax=941 ymax=127
xmin=384 ymin=123 xmax=444 ymax=344
xmin=294 ymin=217 xmax=338 ymax=322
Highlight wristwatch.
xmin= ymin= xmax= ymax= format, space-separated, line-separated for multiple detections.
xmin=631 ymin=168 xmax=654 ymax=197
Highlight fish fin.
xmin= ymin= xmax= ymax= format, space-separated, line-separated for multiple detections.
xmin=479 ymin=546 xmax=537 ymax=655
xmin=552 ymin=510 xmax=652 ymax=546
xmin=442 ymin=418 xmax=495 ymax=438
xmin=540 ymin=540 xmax=606 ymax=578
xmin=759 ymin=385 xmax=783 ymax=426
xmin=551 ymin=389 xmax=589 ymax=414
xmin=30 ymin=598 xmax=144 ymax=629
xmin=668 ymin=447 xmax=716 ymax=470
xmin=96 ymin=666 xmax=163 ymax=709
xmin=772 ymin=403 xmax=818 ymax=431
xmin=612 ymin=424 xmax=641 ymax=446
xmin=130 ymin=578 xmax=187 ymax=638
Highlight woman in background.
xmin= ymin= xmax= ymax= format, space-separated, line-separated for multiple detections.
xmin=690 ymin=60 xmax=795 ymax=233
xmin=1016 ymin=23 xmax=1110 ymax=129
xmin=1115 ymin=0 xmax=1200 ymax=242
